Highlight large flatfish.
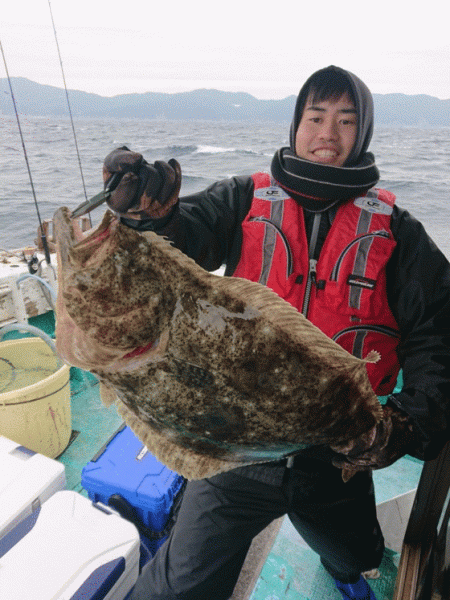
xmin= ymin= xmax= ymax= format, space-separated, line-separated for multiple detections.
xmin=54 ymin=207 xmax=382 ymax=479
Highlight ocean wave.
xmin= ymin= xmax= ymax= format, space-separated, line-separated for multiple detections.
xmin=181 ymin=173 xmax=213 ymax=184
xmin=139 ymin=145 xmax=200 ymax=158
xmin=194 ymin=145 xmax=266 ymax=157
xmin=195 ymin=145 xmax=237 ymax=154
xmin=180 ymin=174 xmax=216 ymax=194
xmin=166 ymin=145 xmax=199 ymax=157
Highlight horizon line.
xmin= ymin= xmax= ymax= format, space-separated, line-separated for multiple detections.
xmin=1 ymin=76 xmax=449 ymax=103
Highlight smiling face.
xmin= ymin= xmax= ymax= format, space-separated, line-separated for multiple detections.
xmin=294 ymin=93 xmax=357 ymax=167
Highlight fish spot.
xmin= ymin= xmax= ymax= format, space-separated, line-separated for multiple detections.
xmin=242 ymin=360 xmax=257 ymax=372
xmin=186 ymin=405 xmax=246 ymax=442
xmin=170 ymin=357 xmax=214 ymax=389
xmin=257 ymin=373 xmax=271 ymax=387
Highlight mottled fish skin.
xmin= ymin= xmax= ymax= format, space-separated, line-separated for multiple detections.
xmin=54 ymin=207 xmax=382 ymax=479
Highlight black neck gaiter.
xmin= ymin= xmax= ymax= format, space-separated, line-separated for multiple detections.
xmin=271 ymin=147 xmax=380 ymax=212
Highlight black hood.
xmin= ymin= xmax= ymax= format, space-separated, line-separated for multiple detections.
xmin=288 ymin=65 xmax=375 ymax=166
xmin=271 ymin=66 xmax=379 ymax=210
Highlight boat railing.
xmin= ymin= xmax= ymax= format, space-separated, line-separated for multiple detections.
xmin=35 ymin=216 xmax=92 ymax=252
xmin=393 ymin=440 xmax=450 ymax=599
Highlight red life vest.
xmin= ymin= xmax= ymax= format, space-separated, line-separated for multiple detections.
xmin=233 ymin=172 xmax=401 ymax=396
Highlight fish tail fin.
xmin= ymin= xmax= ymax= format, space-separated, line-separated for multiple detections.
xmin=363 ymin=350 xmax=380 ymax=364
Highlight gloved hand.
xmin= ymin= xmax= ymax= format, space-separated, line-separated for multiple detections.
xmin=330 ymin=405 xmax=418 ymax=481
xmin=103 ymin=146 xmax=181 ymax=218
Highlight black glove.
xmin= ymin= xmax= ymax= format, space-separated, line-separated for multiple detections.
xmin=103 ymin=146 xmax=181 ymax=218
xmin=330 ymin=405 xmax=418 ymax=481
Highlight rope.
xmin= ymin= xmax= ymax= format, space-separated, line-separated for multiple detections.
xmin=17 ymin=273 xmax=57 ymax=306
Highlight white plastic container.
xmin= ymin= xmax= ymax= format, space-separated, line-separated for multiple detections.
xmin=0 ymin=490 xmax=140 ymax=600
xmin=0 ymin=435 xmax=66 ymax=543
xmin=376 ymin=488 xmax=417 ymax=553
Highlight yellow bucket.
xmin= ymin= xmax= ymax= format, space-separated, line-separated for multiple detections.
xmin=0 ymin=335 xmax=71 ymax=458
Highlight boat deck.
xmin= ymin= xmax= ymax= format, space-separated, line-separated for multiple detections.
xmin=241 ymin=461 xmax=421 ymax=600
xmin=3 ymin=313 xmax=423 ymax=599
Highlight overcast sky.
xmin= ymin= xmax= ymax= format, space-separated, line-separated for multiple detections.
xmin=1 ymin=0 xmax=449 ymax=100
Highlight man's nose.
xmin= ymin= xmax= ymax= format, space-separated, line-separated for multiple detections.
xmin=319 ymin=119 xmax=338 ymax=140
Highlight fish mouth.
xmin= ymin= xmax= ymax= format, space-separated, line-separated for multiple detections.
xmin=54 ymin=206 xmax=117 ymax=244
xmin=54 ymin=206 xmax=89 ymax=244
xmin=54 ymin=207 xmax=118 ymax=269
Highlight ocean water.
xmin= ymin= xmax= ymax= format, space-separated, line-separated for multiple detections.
xmin=1 ymin=115 xmax=449 ymax=259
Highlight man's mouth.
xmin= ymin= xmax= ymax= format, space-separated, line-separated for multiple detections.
xmin=312 ymin=148 xmax=339 ymax=159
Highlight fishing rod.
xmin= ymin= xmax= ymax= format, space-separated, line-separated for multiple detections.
xmin=47 ymin=0 xmax=92 ymax=227
xmin=0 ymin=40 xmax=52 ymax=266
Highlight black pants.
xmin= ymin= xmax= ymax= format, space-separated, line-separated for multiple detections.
xmin=131 ymin=458 xmax=384 ymax=600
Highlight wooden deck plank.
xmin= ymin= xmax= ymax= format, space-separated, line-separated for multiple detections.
xmin=231 ymin=518 xmax=284 ymax=600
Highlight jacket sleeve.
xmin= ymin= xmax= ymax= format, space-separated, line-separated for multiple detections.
xmin=386 ymin=205 xmax=450 ymax=460
xmin=151 ymin=175 xmax=254 ymax=273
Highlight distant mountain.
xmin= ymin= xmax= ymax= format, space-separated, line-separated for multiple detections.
xmin=1 ymin=77 xmax=449 ymax=127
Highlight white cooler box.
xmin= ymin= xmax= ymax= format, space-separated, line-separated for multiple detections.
xmin=0 ymin=435 xmax=66 ymax=545
xmin=0 ymin=490 xmax=141 ymax=600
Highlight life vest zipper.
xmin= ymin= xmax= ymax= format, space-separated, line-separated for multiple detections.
xmin=249 ymin=217 xmax=293 ymax=278
xmin=302 ymin=259 xmax=317 ymax=315
xmin=301 ymin=213 xmax=321 ymax=316
xmin=330 ymin=231 xmax=391 ymax=282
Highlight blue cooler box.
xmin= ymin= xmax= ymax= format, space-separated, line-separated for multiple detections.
xmin=82 ymin=424 xmax=185 ymax=556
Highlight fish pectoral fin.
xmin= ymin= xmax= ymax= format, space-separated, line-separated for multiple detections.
xmin=99 ymin=381 xmax=118 ymax=406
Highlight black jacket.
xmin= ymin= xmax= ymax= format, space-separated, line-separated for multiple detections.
xmin=132 ymin=174 xmax=450 ymax=462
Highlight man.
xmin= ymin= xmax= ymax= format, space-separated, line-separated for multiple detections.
xmin=102 ymin=66 xmax=450 ymax=600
